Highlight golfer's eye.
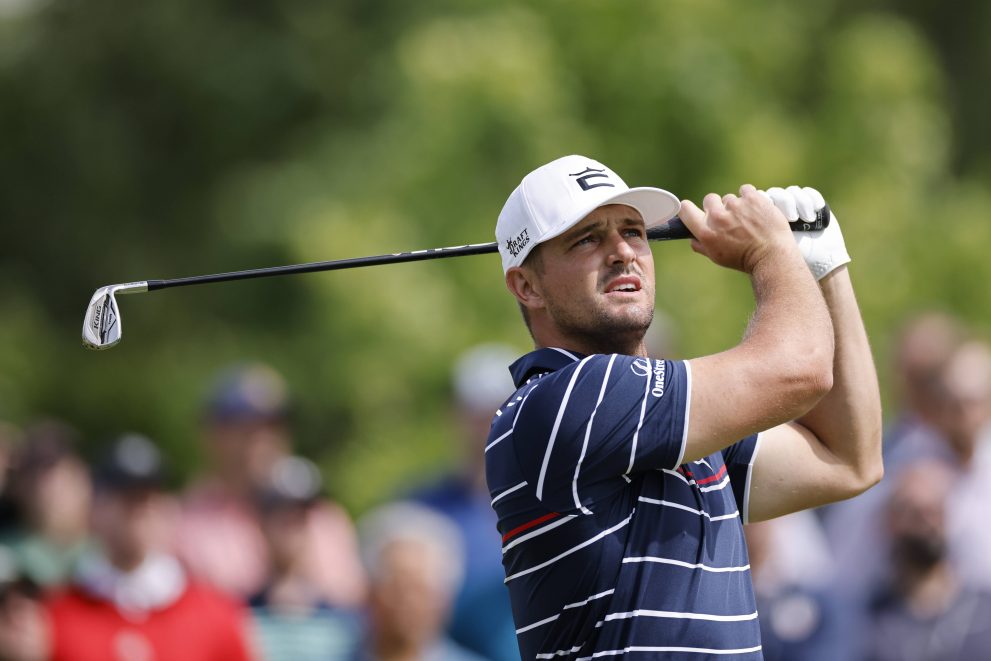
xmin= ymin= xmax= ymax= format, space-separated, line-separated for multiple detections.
xmin=573 ymin=235 xmax=595 ymax=248
xmin=624 ymin=228 xmax=646 ymax=239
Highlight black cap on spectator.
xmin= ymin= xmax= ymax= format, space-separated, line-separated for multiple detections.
xmin=256 ymin=455 xmax=323 ymax=512
xmin=94 ymin=433 xmax=167 ymax=492
xmin=203 ymin=363 xmax=291 ymax=424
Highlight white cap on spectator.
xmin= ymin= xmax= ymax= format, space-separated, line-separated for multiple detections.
xmin=452 ymin=343 xmax=519 ymax=413
xmin=358 ymin=501 xmax=465 ymax=594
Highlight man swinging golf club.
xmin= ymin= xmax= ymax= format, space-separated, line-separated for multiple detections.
xmin=486 ymin=155 xmax=882 ymax=660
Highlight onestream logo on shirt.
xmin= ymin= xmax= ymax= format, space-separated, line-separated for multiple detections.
xmin=631 ymin=358 xmax=666 ymax=398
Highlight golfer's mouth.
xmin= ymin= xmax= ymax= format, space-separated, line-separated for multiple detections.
xmin=604 ymin=275 xmax=642 ymax=295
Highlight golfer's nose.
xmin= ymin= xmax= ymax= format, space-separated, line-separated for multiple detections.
xmin=607 ymin=231 xmax=637 ymax=266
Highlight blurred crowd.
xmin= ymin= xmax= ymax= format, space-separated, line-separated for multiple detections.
xmin=0 ymin=311 xmax=989 ymax=661
xmin=0 ymin=355 xmax=514 ymax=661
xmin=752 ymin=311 xmax=991 ymax=661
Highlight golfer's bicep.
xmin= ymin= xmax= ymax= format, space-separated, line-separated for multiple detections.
xmin=685 ymin=352 xmax=801 ymax=463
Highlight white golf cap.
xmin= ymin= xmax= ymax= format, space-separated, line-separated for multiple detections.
xmin=496 ymin=155 xmax=681 ymax=272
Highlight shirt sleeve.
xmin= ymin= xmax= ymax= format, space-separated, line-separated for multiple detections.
xmin=511 ymin=353 xmax=690 ymax=513
xmin=721 ymin=433 xmax=762 ymax=523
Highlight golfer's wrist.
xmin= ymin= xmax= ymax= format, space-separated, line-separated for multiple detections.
xmin=749 ymin=245 xmax=814 ymax=291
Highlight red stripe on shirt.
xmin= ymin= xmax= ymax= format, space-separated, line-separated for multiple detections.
xmin=696 ymin=464 xmax=728 ymax=485
xmin=502 ymin=512 xmax=561 ymax=543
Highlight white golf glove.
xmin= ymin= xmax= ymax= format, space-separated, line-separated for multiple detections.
xmin=763 ymin=186 xmax=850 ymax=281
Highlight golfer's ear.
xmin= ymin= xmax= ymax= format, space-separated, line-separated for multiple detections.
xmin=506 ymin=267 xmax=544 ymax=311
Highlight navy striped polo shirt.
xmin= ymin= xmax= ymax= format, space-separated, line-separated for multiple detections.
xmin=485 ymin=347 xmax=763 ymax=660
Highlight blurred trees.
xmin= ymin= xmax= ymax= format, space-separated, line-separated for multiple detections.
xmin=0 ymin=0 xmax=988 ymax=511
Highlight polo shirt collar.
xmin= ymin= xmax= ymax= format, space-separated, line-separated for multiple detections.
xmin=509 ymin=347 xmax=585 ymax=387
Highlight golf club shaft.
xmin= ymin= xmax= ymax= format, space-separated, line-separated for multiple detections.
xmin=145 ymin=208 xmax=829 ymax=292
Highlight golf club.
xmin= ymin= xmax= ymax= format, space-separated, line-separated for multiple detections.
xmin=82 ymin=208 xmax=830 ymax=350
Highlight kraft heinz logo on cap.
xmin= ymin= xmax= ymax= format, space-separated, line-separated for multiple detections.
xmin=495 ymin=155 xmax=682 ymax=273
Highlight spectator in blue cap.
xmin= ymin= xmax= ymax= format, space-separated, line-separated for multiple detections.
xmin=177 ymin=363 xmax=366 ymax=607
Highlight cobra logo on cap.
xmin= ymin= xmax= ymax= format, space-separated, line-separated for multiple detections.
xmin=569 ymin=166 xmax=615 ymax=191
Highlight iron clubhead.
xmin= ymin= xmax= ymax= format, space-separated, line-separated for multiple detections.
xmin=81 ymin=282 xmax=147 ymax=350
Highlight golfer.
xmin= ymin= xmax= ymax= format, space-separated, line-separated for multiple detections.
xmin=485 ymin=155 xmax=882 ymax=660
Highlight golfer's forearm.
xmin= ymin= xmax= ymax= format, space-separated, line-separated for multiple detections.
xmin=683 ymin=241 xmax=834 ymax=459
xmin=744 ymin=250 xmax=834 ymax=407
xmin=797 ymin=266 xmax=883 ymax=487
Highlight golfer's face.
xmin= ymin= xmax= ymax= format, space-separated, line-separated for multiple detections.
xmin=537 ymin=204 xmax=655 ymax=336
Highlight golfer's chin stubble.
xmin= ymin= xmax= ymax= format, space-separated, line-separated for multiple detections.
xmin=545 ymin=289 xmax=654 ymax=353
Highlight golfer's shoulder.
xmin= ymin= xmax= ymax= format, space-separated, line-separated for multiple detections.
xmin=513 ymin=352 xmax=651 ymax=423
xmin=516 ymin=351 xmax=609 ymax=399
xmin=560 ymin=352 xmax=688 ymax=397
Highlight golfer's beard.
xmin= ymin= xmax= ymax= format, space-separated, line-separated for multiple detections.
xmin=547 ymin=296 xmax=653 ymax=355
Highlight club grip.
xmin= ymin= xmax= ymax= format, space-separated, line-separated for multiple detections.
xmin=647 ymin=204 xmax=831 ymax=242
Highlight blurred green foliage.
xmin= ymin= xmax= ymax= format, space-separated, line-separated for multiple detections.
xmin=1 ymin=0 xmax=989 ymax=512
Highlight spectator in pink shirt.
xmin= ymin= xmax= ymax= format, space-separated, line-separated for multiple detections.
xmin=177 ymin=363 xmax=366 ymax=607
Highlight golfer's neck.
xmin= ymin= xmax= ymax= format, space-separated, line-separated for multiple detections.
xmin=534 ymin=329 xmax=648 ymax=358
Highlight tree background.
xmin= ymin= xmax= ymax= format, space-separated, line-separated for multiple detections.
xmin=1 ymin=0 xmax=989 ymax=512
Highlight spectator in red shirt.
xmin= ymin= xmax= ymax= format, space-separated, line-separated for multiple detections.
xmin=44 ymin=433 xmax=253 ymax=661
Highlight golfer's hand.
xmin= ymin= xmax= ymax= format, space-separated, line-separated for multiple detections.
xmin=764 ymin=186 xmax=851 ymax=280
xmin=678 ymin=184 xmax=797 ymax=274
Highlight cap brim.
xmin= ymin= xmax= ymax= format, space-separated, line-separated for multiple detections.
xmin=534 ymin=186 xmax=681 ymax=249
xmin=501 ymin=184 xmax=682 ymax=272
xmin=600 ymin=187 xmax=681 ymax=228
